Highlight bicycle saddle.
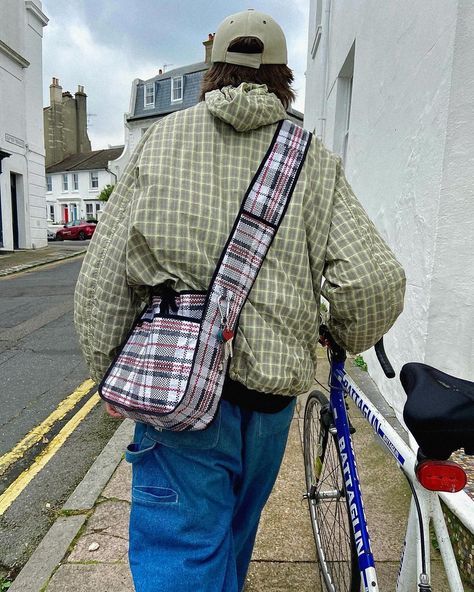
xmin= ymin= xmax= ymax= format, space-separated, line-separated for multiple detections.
xmin=401 ymin=362 xmax=474 ymax=460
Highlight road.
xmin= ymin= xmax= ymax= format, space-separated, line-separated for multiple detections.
xmin=0 ymin=253 xmax=121 ymax=580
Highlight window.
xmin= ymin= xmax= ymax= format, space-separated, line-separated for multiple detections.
xmin=48 ymin=204 xmax=55 ymax=222
xmin=62 ymin=174 xmax=68 ymax=191
xmin=90 ymin=171 xmax=99 ymax=189
xmin=144 ymin=82 xmax=155 ymax=108
xmin=311 ymin=0 xmax=323 ymax=58
xmin=86 ymin=202 xmax=101 ymax=219
xmin=171 ymin=77 xmax=183 ymax=102
xmin=334 ymin=43 xmax=355 ymax=164
xmin=340 ymin=78 xmax=353 ymax=164
xmin=46 ymin=175 xmax=52 ymax=192
xmin=73 ymin=173 xmax=79 ymax=191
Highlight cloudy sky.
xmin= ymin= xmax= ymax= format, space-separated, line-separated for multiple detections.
xmin=41 ymin=0 xmax=310 ymax=150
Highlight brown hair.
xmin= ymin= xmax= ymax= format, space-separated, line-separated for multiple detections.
xmin=200 ymin=37 xmax=295 ymax=109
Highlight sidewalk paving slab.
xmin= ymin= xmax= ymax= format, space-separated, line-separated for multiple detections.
xmin=46 ymin=564 xmax=133 ymax=592
xmin=67 ymin=500 xmax=129 ymax=564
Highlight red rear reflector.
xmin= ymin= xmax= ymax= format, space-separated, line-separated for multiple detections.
xmin=416 ymin=460 xmax=467 ymax=493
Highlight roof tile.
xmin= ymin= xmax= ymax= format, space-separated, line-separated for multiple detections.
xmin=46 ymin=147 xmax=124 ymax=173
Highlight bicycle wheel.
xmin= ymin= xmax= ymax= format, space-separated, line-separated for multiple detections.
xmin=303 ymin=390 xmax=361 ymax=592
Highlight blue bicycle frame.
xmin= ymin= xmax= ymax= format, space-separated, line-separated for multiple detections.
xmin=329 ymin=357 xmax=379 ymax=591
xmin=319 ymin=330 xmax=469 ymax=592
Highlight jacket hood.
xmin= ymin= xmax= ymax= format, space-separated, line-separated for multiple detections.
xmin=205 ymin=83 xmax=287 ymax=132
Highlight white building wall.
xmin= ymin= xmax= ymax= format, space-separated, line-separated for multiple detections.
xmin=424 ymin=2 xmax=474 ymax=380
xmin=25 ymin=2 xmax=49 ymax=247
xmin=108 ymin=120 xmax=145 ymax=181
xmin=46 ymin=168 xmax=114 ymax=223
xmin=305 ymin=0 xmax=472 ymax=415
xmin=0 ymin=0 xmax=48 ymax=250
xmin=108 ymin=79 xmax=145 ymax=180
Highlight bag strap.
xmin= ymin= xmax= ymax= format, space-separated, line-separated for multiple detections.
xmin=164 ymin=120 xmax=312 ymax=431
xmin=208 ymin=119 xmax=312 ymax=336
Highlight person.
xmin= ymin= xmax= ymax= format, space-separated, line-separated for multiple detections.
xmin=74 ymin=9 xmax=405 ymax=592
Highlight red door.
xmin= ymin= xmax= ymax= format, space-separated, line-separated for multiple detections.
xmin=63 ymin=205 xmax=69 ymax=223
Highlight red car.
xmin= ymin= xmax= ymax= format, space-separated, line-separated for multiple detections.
xmin=55 ymin=220 xmax=96 ymax=241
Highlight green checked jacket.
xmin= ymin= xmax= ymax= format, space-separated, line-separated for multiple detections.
xmin=74 ymin=84 xmax=405 ymax=396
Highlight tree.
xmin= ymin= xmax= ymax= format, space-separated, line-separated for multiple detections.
xmin=98 ymin=184 xmax=115 ymax=202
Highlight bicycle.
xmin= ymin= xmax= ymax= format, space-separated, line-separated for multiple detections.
xmin=303 ymin=325 xmax=474 ymax=591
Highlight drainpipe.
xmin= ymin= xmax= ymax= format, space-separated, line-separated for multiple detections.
xmin=105 ymin=167 xmax=117 ymax=185
xmin=318 ymin=0 xmax=332 ymax=140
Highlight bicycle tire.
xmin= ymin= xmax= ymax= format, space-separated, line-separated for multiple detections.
xmin=303 ymin=390 xmax=361 ymax=592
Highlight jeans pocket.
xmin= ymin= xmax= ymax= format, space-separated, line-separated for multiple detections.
xmin=125 ymin=428 xmax=157 ymax=464
xmin=132 ymin=485 xmax=178 ymax=505
xmin=258 ymin=398 xmax=296 ymax=438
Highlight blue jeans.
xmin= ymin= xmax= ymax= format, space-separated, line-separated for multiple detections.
xmin=126 ymin=398 xmax=296 ymax=592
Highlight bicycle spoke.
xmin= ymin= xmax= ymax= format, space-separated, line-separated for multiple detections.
xmin=303 ymin=391 xmax=360 ymax=592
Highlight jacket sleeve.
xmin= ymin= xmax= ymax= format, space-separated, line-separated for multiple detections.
xmin=321 ymin=158 xmax=406 ymax=353
xmin=74 ymin=128 xmax=154 ymax=384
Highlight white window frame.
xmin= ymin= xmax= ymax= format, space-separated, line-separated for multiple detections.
xmin=72 ymin=172 xmax=79 ymax=191
xmin=311 ymin=0 xmax=323 ymax=58
xmin=341 ymin=78 xmax=353 ymax=164
xmin=334 ymin=76 xmax=353 ymax=164
xmin=62 ymin=173 xmax=69 ymax=192
xmin=333 ymin=43 xmax=355 ymax=164
xmin=144 ymin=82 xmax=155 ymax=108
xmin=90 ymin=171 xmax=99 ymax=190
xmin=46 ymin=175 xmax=52 ymax=192
xmin=48 ymin=204 xmax=55 ymax=222
xmin=86 ymin=203 xmax=94 ymax=217
xmin=171 ymin=76 xmax=183 ymax=102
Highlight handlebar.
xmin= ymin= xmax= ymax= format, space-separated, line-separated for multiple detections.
xmin=374 ymin=338 xmax=395 ymax=378
xmin=319 ymin=324 xmax=395 ymax=378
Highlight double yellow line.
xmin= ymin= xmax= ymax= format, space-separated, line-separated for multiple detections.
xmin=0 ymin=380 xmax=100 ymax=515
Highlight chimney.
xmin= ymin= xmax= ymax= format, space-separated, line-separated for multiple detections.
xmin=74 ymin=84 xmax=91 ymax=153
xmin=49 ymin=77 xmax=62 ymax=104
xmin=203 ymin=33 xmax=215 ymax=63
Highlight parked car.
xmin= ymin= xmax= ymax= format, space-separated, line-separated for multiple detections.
xmin=55 ymin=220 xmax=96 ymax=241
xmin=47 ymin=228 xmax=57 ymax=241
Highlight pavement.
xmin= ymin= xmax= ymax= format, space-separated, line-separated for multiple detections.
xmin=0 ymin=243 xmax=87 ymax=277
xmin=1 ymin=247 xmax=473 ymax=591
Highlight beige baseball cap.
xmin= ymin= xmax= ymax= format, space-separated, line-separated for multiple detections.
xmin=211 ymin=9 xmax=287 ymax=69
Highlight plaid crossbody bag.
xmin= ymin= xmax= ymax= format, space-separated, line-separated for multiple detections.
xmin=99 ymin=120 xmax=311 ymax=431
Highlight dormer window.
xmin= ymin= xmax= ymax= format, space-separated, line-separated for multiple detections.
xmin=171 ymin=77 xmax=183 ymax=102
xmin=144 ymin=82 xmax=155 ymax=108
